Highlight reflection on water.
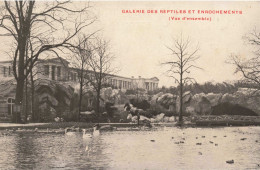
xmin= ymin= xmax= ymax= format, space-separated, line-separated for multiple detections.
xmin=0 ymin=127 xmax=259 ymax=169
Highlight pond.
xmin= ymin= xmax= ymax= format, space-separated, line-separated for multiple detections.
xmin=0 ymin=126 xmax=259 ymax=169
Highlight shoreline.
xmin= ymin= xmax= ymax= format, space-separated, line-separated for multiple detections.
xmin=0 ymin=120 xmax=259 ymax=130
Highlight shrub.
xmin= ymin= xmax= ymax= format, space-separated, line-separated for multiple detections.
xmin=129 ymin=98 xmax=150 ymax=110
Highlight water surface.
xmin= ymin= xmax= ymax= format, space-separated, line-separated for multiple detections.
xmin=0 ymin=127 xmax=259 ymax=169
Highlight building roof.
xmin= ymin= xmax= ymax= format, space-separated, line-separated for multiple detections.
xmin=0 ymin=57 xmax=159 ymax=82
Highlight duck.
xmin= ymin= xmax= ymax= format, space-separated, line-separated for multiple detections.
xmin=226 ymin=160 xmax=234 ymax=164
xmin=65 ymin=128 xmax=77 ymax=136
xmin=82 ymin=129 xmax=92 ymax=139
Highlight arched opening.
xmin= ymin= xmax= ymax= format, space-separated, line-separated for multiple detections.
xmin=211 ymin=102 xmax=258 ymax=116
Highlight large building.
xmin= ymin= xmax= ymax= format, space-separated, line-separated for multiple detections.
xmin=0 ymin=57 xmax=159 ymax=91
xmin=0 ymin=57 xmax=159 ymax=120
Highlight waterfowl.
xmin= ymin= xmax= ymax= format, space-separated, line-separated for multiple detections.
xmin=226 ymin=160 xmax=234 ymax=164
xmin=93 ymin=124 xmax=100 ymax=136
xmin=65 ymin=128 xmax=77 ymax=136
xmin=82 ymin=129 xmax=92 ymax=139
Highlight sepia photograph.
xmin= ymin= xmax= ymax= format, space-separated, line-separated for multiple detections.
xmin=0 ymin=0 xmax=259 ymax=169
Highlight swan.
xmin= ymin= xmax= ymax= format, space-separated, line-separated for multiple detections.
xmin=93 ymin=125 xmax=100 ymax=136
xmin=82 ymin=125 xmax=100 ymax=139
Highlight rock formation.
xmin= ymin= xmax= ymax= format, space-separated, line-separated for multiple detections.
xmin=153 ymin=88 xmax=260 ymax=116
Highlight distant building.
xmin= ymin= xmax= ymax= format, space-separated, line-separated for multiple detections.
xmin=0 ymin=57 xmax=159 ymax=118
xmin=0 ymin=57 xmax=159 ymax=91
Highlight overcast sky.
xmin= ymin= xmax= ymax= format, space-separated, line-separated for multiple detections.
xmin=1 ymin=1 xmax=260 ymax=87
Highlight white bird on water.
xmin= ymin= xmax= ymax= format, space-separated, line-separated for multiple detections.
xmin=82 ymin=124 xmax=100 ymax=139
xmin=93 ymin=124 xmax=100 ymax=136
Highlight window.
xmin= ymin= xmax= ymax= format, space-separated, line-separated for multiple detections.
xmin=8 ymin=66 xmax=11 ymax=76
xmin=3 ymin=66 xmax=6 ymax=77
xmin=51 ymin=66 xmax=55 ymax=80
xmin=57 ymin=66 xmax=61 ymax=78
xmin=44 ymin=65 xmax=49 ymax=76
xmin=74 ymin=73 xmax=77 ymax=81
xmin=7 ymin=98 xmax=15 ymax=115
xmin=119 ymin=80 xmax=122 ymax=88
xmin=70 ymin=72 xmax=73 ymax=81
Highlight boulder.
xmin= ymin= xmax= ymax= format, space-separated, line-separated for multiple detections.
xmin=140 ymin=115 xmax=150 ymax=122
xmin=150 ymin=118 xmax=156 ymax=123
xmin=131 ymin=116 xmax=138 ymax=123
xmin=127 ymin=113 xmax=132 ymax=120
xmin=176 ymin=91 xmax=192 ymax=113
xmin=179 ymin=88 xmax=260 ymax=116
xmin=205 ymin=93 xmax=222 ymax=106
xmin=38 ymin=93 xmax=58 ymax=106
xmin=183 ymin=91 xmax=192 ymax=103
xmin=220 ymin=88 xmax=260 ymax=115
xmin=157 ymin=93 xmax=176 ymax=105
xmin=169 ymin=116 xmax=175 ymax=122
xmin=163 ymin=116 xmax=170 ymax=122
xmin=155 ymin=113 xmax=165 ymax=122
xmin=185 ymin=106 xmax=196 ymax=115
xmin=151 ymin=92 xmax=163 ymax=104
xmin=190 ymin=93 xmax=211 ymax=115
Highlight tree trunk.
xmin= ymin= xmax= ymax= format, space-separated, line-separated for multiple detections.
xmin=179 ymin=53 xmax=183 ymax=123
xmin=78 ymin=68 xmax=84 ymax=121
xmin=179 ymin=82 xmax=183 ymax=122
xmin=24 ymin=76 xmax=28 ymax=123
xmin=96 ymin=89 xmax=100 ymax=116
xmin=14 ymin=36 xmax=27 ymax=123
xmin=30 ymin=70 xmax=35 ymax=122
xmin=14 ymin=79 xmax=24 ymax=123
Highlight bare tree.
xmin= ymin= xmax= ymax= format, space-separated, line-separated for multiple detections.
xmin=69 ymin=34 xmax=95 ymax=121
xmin=0 ymin=0 xmax=94 ymax=122
xmin=87 ymin=38 xmax=115 ymax=116
xmin=162 ymin=34 xmax=200 ymax=122
xmin=229 ymin=29 xmax=260 ymax=91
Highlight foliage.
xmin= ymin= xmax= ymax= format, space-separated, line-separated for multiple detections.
xmin=129 ymin=98 xmax=150 ymax=111
xmin=150 ymin=81 xmax=256 ymax=96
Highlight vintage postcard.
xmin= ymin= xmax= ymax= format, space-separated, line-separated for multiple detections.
xmin=0 ymin=1 xmax=259 ymax=169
